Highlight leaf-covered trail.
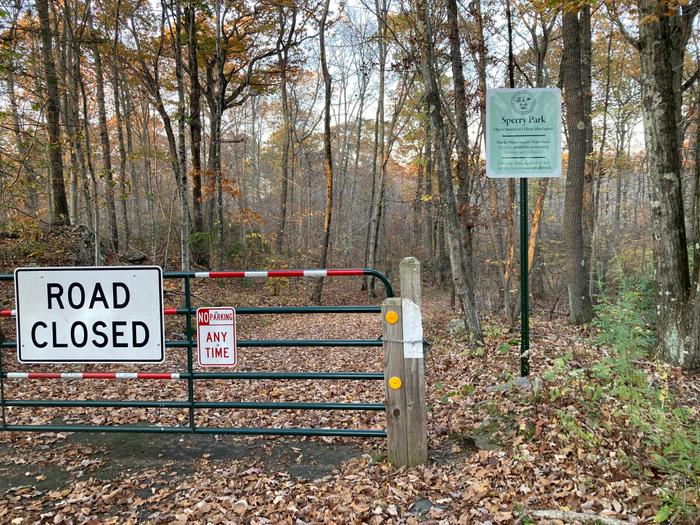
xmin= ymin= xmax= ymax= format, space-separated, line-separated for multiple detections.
xmin=0 ymin=280 xmax=697 ymax=523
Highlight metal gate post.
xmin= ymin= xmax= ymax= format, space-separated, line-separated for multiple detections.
xmin=184 ymin=275 xmax=196 ymax=431
xmin=0 ymin=329 xmax=6 ymax=430
xmin=382 ymin=257 xmax=427 ymax=467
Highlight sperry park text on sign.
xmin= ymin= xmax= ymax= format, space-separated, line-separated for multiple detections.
xmin=486 ymin=88 xmax=562 ymax=179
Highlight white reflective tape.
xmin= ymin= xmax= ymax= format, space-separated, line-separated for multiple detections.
xmin=303 ymin=270 xmax=327 ymax=278
xmin=116 ymin=373 xmax=137 ymax=379
xmin=10 ymin=310 xmax=16 ymax=316
xmin=170 ymin=373 xmax=180 ymax=379
xmin=244 ymin=271 xmax=268 ymax=278
xmin=402 ymin=299 xmax=424 ymax=359
xmin=62 ymin=373 xmax=83 ymax=379
xmin=6 ymin=372 xmax=27 ymax=379
xmin=194 ymin=272 xmax=210 ymax=278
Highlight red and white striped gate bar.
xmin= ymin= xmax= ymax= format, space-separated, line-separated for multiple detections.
xmin=0 ymin=269 xmax=381 ymax=317
xmin=193 ymin=269 xmax=365 ymax=278
xmin=5 ymin=372 xmax=181 ymax=380
xmin=3 ymin=308 xmax=180 ymax=317
xmin=2 ymin=308 xmax=180 ymax=317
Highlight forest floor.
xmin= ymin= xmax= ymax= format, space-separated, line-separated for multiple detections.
xmin=0 ymin=229 xmax=698 ymax=524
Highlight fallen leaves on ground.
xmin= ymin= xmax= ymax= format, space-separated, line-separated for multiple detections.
xmin=0 ymin=271 xmax=697 ymax=524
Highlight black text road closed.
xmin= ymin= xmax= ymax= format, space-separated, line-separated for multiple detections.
xmin=14 ymin=266 xmax=164 ymax=363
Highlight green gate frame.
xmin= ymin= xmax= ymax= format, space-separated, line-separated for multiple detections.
xmin=0 ymin=268 xmax=393 ymax=438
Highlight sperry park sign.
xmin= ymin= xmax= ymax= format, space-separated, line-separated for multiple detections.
xmin=485 ymin=87 xmax=562 ymax=378
xmin=486 ymin=88 xmax=562 ymax=179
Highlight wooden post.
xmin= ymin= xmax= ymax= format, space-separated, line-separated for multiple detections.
xmin=400 ymin=256 xmax=422 ymax=307
xmin=382 ymin=257 xmax=427 ymax=467
xmin=383 ymin=297 xmax=408 ymax=466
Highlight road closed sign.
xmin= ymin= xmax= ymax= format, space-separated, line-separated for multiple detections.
xmin=486 ymin=88 xmax=562 ymax=178
xmin=197 ymin=307 xmax=237 ymax=367
xmin=14 ymin=266 xmax=164 ymax=363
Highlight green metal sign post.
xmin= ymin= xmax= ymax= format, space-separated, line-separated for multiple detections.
xmin=486 ymin=88 xmax=562 ymax=377
xmin=520 ymin=178 xmax=529 ymax=377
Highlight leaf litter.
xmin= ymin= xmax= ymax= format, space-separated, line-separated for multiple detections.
xmin=0 ymin=271 xmax=697 ymax=524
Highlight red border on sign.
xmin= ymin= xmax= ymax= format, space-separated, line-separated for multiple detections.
xmin=196 ymin=307 xmax=237 ymax=367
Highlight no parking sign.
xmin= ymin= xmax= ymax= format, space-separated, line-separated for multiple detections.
xmin=196 ymin=307 xmax=237 ymax=367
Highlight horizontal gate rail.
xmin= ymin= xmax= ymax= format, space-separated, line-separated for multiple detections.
xmin=189 ymin=371 xmax=384 ymax=380
xmin=3 ymin=372 xmax=182 ymax=380
xmin=0 ymin=424 xmax=387 ymax=438
xmin=1 ymin=371 xmax=384 ymax=380
xmin=2 ymin=306 xmax=382 ymax=317
xmin=0 ymin=267 xmax=392 ymax=438
xmin=161 ymin=267 xmax=394 ymax=297
xmin=170 ymin=339 xmax=383 ymax=348
xmin=1 ymin=339 xmax=383 ymax=349
xmin=2 ymin=400 xmax=384 ymax=411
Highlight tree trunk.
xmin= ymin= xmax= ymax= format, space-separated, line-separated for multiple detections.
xmin=362 ymin=108 xmax=379 ymax=291
xmin=187 ymin=3 xmax=206 ymax=265
xmin=172 ymin=0 xmax=190 ymax=271
xmin=614 ymin=126 xmax=624 ymax=227
xmin=580 ymin=6 xmax=594 ymax=300
xmin=413 ymin=140 xmax=425 ymax=248
xmin=214 ymin=0 xmax=225 ymax=269
xmin=512 ymin=178 xmax=549 ymax=321
xmin=91 ymin=14 xmax=119 ymax=251
xmin=110 ymin=9 xmax=130 ymax=249
xmin=414 ymin=0 xmax=483 ymax=342
xmin=694 ymin=87 xmax=700 ymax=285
xmin=37 ymin=0 xmax=70 ymax=226
xmin=56 ymin=10 xmax=79 ymax=224
xmin=7 ymin=0 xmax=39 ymax=213
xmin=347 ymin=63 xmax=368 ymax=253
xmin=473 ymin=0 xmax=512 ymax=316
xmin=365 ymin=0 xmax=387 ymax=295
xmin=63 ymin=0 xmax=89 ymax=226
xmin=447 ymin=0 xmax=476 ymax=293
xmin=275 ymin=7 xmax=297 ymax=255
xmin=636 ymin=0 xmax=699 ymax=370
xmin=590 ymin=27 xmax=614 ymax=298
xmin=7 ymin=54 xmax=40 ymax=213
xmin=122 ymin=79 xmax=142 ymax=235
xmin=130 ymin=3 xmax=189 ymax=268
xmin=78 ymin=61 xmax=100 ymax=263
xmin=142 ymin=106 xmax=157 ymax=256
xmin=562 ymin=8 xmax=593 ymax=325
xmin=312 ymin=0 xmax=334 ymax=304
xmin=422 ymin=110 xmax=434 ymax=258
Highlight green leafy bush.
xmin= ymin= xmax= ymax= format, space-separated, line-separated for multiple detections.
xmin=588 ymin=279 xmax=699 ymax=522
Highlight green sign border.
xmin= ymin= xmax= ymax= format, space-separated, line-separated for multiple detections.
xmin=486 ymin=88 xmax=562 ymax=179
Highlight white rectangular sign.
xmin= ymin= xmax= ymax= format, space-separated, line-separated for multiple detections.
xmin=401 ymin=299 xmax=424 ymax=359
xmin=14 ymin=266 xmax=164 ymax=363
xmin=197 ymin=307 xmax=237 ymax=367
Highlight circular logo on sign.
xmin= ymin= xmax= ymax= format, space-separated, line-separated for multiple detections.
xmin=511 ymin=91 xmax=536 ymax=114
